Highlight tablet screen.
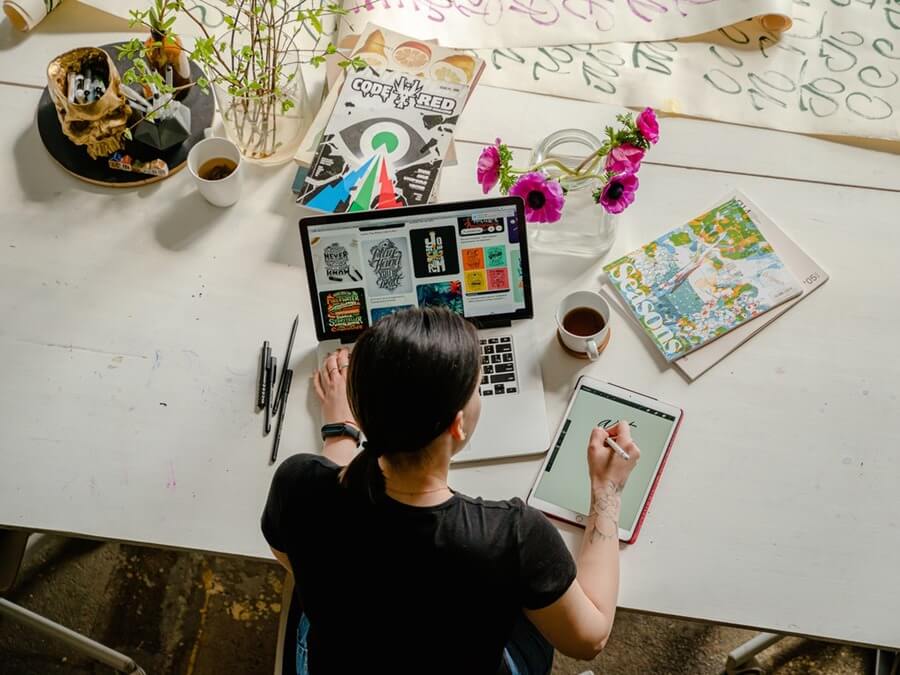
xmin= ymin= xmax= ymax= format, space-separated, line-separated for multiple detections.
xmin=533 ymin=384 xmax=677 ymax=532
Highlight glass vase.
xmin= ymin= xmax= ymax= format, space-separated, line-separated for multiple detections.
xmin=528 ymin=128 xmax=617 ymax=257
xmin=213 ymin=64 xmax=312 ymax=166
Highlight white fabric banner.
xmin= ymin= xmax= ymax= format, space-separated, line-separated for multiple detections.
xmin=2 ymin=0 xmax=64 ymax=31
xmin=2 ymin=0 xmax=246 ymax=33
xmin=471 ymin=2 xmax=900 ymax=139
xmin=340 ymin=0 xmax=793 ymax=48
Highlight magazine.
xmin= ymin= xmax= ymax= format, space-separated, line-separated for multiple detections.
xmin=603 ymin=193 xmax=803 ymax=362
xmin=294 ymin=23 xmax=484 ymax=169
xmin=297 ymin=67 xmax=468 ymax=212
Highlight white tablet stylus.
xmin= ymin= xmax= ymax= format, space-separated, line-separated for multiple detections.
xmin=605 ymin=436 xmax=630 ymax=461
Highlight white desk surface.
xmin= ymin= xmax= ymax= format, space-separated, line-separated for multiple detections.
xmin=2 ymin=57 xmax=900 ymax=653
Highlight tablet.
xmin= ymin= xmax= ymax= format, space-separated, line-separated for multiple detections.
xmin=527 ymin=377 xmax=683 ymax=543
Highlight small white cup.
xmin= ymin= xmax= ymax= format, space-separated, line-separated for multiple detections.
xmin=187 ymin=136 xmax=243 ymax=207
xmin=556 ymin=291 xmax=611 ymax=360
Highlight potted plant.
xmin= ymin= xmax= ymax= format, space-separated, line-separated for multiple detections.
xmin=119 ymin=0 xmax=356 ymax=164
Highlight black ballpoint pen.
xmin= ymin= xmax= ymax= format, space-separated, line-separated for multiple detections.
xmin=256 ymin=340 xmax=269 ymax=409
xmin=265 ymin=355 xmax=275 ymax=435
xmin=270 ymin=369 xmax=293 ymax=464
xmin=273 ymin=314 xmax=299 ymax=415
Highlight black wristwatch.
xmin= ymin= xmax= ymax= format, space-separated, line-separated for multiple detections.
xmin=321 ymin=422 xmax=361 ymax=446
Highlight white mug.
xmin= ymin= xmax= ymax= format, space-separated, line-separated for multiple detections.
xmin=556 ymin=291 xmax=611 ymax=360
xmin=187 ymin=136 xmax=243 ymax=207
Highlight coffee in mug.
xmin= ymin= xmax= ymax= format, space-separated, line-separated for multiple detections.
xmin=556 ymin=291 xmax=611 ymax=360
xmin=188 ymin=136 xmax=243 ymax=207
xmin=198 ymin=157 xmax=237 ymax=181
xmin=562 ymin=307 xmax=606 ymax=337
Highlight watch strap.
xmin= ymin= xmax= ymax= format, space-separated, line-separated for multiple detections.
xmin=321 ymin=422 xmax=361 ymax=446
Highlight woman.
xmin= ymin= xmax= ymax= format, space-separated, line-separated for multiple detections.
xmin=262 ymin=308 xmax=641 ymax=675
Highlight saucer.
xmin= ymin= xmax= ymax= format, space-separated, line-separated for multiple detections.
xmin=556 ymin=328 xmax=611 ymax=360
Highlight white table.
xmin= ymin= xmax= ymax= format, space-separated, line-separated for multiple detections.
xmin=2 ymin=28 xmax=900 ymax=654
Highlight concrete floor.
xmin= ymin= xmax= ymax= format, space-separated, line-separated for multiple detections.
xmin=0 ymin=535 xmax=873 ymax=674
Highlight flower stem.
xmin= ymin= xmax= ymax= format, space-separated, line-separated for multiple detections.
xmin=574 ymin=150 xmax=601 ymax=174
xmin=512 ymin=152 xmax=605 ymax=179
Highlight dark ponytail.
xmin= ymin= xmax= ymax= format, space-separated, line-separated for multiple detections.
xmin=341 ymin=307 xmax=481 ymax=502
xmin=341 ymin=441 xmax=386 ymax=504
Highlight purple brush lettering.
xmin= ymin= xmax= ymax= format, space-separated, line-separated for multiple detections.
xmin=627 ymin=0 xmax=669 ymax=23
xmin=628 ymin=0 xmax=720 ymax=23
xmin=508 ymin=0 xmax=561 ymax=26
xmin=562 ymin=0 xmax=614 ymax=29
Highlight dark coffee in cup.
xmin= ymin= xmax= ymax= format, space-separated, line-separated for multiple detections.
xmin=563 ymin=307 xmax=606 ymax=337
xmin=198 ymin=157 xmax=237 ymax=181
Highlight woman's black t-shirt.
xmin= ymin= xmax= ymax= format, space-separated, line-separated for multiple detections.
xmin=261 ymin=454 xmax=577 ymax=675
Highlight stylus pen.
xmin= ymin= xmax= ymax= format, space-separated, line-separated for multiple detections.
xmin=606 ymin=437 xmax=630 ymax=461
xmin=270 ymin=370 xmax=293 ymax=465
xmin=264 ymin=355 xmax=275 ymax=435
xmin=272 ymin=314 xmax=299 ymax=415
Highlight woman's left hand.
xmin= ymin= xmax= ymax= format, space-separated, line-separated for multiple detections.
xmin=313 ymin=348 xmax=356 ymax=426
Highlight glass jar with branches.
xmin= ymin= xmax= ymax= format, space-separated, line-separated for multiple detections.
xmin=120 ymin=0 xmax=360 ymax=164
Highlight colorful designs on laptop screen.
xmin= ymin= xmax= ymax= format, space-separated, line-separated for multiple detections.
xmin=309 ymin=204 xmax=524 ymax=338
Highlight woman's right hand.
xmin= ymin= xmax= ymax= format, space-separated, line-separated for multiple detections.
xmin=587 ymin=421 xmax=640 ymax=489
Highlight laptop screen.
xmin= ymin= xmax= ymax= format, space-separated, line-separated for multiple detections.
xmin=299 ymin=197 xmax=533 ymax=341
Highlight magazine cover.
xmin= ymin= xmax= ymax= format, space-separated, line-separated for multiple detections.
xmin=294 ymin=23 xmax=484 ymax=169
xmin=297 ymin=68 xmax=468 ymax=212
xmin=603 ymin=194 xmax=802 ymax=362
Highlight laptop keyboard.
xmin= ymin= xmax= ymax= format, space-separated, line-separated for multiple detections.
xmin=480 ymin=336 xmax=518 ymax=397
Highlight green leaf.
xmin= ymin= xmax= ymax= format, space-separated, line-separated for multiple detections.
xmin=127 ymin=8 xmax=148 ymax=28
xmin=309 ymin=13 xmax=323 ymax=34
xmin=116 ymin=39 xmax=142 ymax=60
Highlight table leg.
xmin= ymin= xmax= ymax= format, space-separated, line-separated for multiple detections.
xmin=724 ymin=632 xmax=785 ymax=674
xmin=875 ymin=649 xmax=898 ymax=675
xmin=0 ymin=598 xmax=146 ymax=674
xmin=1 ymin=530 xmax=146 ymax=674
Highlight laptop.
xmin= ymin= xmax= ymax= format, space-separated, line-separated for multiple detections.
xmin=298 ymin=196 xmax=549 ymax=462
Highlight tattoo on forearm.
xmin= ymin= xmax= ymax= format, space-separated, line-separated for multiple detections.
xmin=589 ymin=479 xmax=624 ymax=544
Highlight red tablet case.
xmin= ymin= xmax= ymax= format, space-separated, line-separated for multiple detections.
xmin=625 ymin=406 xmax=683 ymax=544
